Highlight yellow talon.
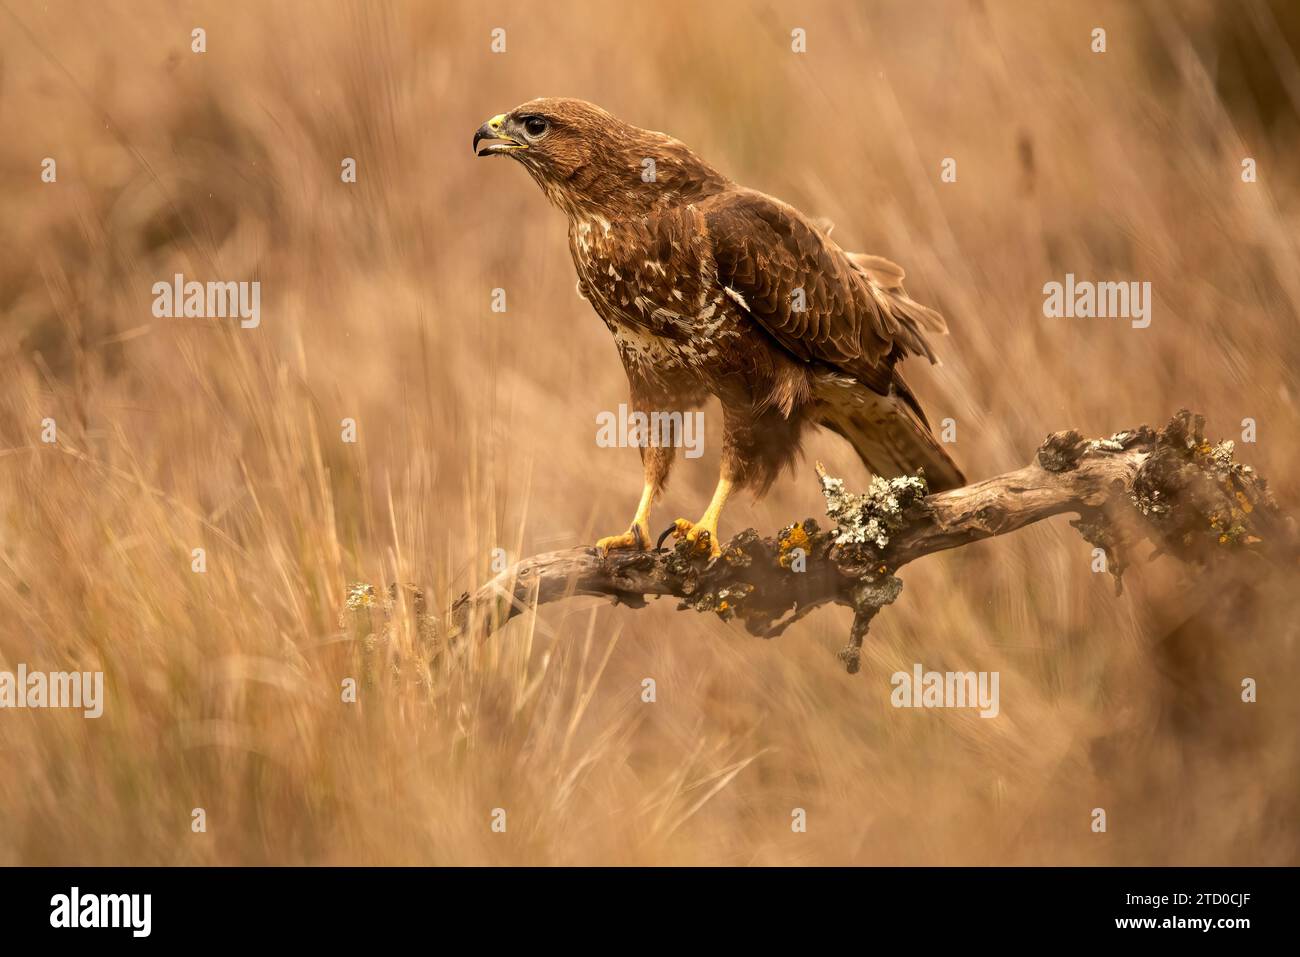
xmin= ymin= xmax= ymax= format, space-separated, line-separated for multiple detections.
xmin=671 ymin=517 xmax=721 ymax=558
xmin=670 ymin=474 xmax=733 ymax=559
xmin=597 ymin=520 xmax=650 ymax=556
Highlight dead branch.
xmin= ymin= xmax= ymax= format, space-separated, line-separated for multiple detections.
xmin=345 ymin=411 xmax=1293 ymax=674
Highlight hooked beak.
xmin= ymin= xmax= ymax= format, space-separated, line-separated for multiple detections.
xmin=473 ymin=114 xmax=527 ymax=157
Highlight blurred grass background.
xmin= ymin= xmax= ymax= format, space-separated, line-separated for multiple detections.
xmin=0 ymin=0 xmax=1297 ymax=864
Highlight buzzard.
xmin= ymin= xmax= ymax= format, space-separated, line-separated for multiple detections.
xmin=475 ymin=98 xmax=965 ymax=557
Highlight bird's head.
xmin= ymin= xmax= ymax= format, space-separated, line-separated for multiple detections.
xmin=473 ymin=97 xmax=726 ymax=218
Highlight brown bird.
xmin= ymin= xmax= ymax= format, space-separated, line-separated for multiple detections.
xmin=475 ymin=98 xmax=964 ymax=558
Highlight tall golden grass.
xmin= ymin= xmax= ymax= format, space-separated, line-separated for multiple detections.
xmin=0 ymin=0 xmax=1296 ymax=864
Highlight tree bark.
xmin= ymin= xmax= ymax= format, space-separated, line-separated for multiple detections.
xmin=347 ymin=411 xmax=1291 ymax=674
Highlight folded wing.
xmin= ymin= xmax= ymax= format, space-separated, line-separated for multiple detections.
xmin=702 ymin=188 xmax=947 ymax=394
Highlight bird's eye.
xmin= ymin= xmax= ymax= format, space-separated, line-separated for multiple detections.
xmin=523 ymin=116 xmax=549 ymax=139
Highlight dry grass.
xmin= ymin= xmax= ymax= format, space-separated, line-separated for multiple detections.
xmin=0 ymin=0 xmax=1297 ymax=865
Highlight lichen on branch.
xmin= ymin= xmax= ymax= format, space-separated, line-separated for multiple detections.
xmin=344 ymin=411 xmax=1291 ymax=675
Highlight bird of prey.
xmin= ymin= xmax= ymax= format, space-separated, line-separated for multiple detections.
xmin=474 ymin=98 xmax=965 ymax=558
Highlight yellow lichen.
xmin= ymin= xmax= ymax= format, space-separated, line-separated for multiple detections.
xmin=781 ymin=524 xmax=809 ymax=551
xmin=778 ymin=523 xmax=811 ymax=568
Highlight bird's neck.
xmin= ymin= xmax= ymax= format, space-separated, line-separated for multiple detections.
xmin=553 ymin=160 xmax=729 ymax=223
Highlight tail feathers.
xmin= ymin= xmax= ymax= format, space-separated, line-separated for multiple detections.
xmin=846 ymin=251 xmax=949 ymax=359
xmin=848 ymin=252 xmax=909 ymax=293
xmin=817 ymin=384 xmax=966 ymax=494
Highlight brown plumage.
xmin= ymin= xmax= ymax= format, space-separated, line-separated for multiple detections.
xmin=474 ymin=98 xmax=965 ymax=556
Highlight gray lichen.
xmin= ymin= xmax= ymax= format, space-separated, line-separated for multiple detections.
xmin=1087 ymin=436 xmax=1126 ymax=453
xmin=817 ymin=467 xmax=928 ymax=549
xmin=344 ymin=581 xmax=380 ymax=611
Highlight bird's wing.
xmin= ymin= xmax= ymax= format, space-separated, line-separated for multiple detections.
xmin=701 ymin=189 xmax=946 ymax=391
xmin=847 ymin=252 xmax=907 ymax=291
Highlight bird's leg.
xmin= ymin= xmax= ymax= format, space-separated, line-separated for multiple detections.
xmin=596 ymin=445 xmax=672 ymax=555
xmin=671 ymin=471 xmax=734 ymax=559
xmin=595 ymin=480 xmax=655 ymax=554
